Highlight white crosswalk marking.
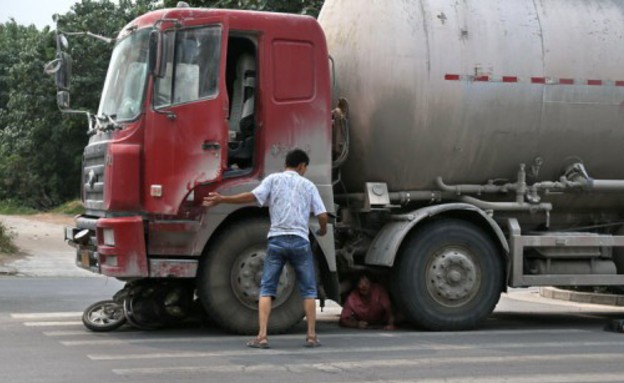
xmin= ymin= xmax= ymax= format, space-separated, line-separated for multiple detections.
xmin=11 ymin=312 xmax=81 ymax=319
xmin=43 ymin=330 xmax=88 ymax=337
xmin=11 ymin=312 xmax=83 ymax=327
xmin=24 ymin=321 xmax=82 ymax=327
xmin=10 ymin=311 xmax=624 ymax=383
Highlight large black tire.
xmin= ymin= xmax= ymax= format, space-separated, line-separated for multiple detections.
xmin=197 ymin=218 xmax=304 ymax=335
xmin=82 ymin=300 xmax=126 ymax=332
xmin=392 ymin=219 xmax=504 ymax=331
xmin=123 ymin=284 xmax=165 ymax=330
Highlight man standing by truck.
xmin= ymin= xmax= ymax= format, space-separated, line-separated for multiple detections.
xmin=203 ymin=149 xmax=328 ymax=348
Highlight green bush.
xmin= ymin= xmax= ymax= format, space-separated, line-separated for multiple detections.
xmin=0 ymin=199 xmax=38 ymax=215
xmin=51 ymin=199 xmax=84 ymax=215
xmin=0 ymin=221 xmax=17 ymax=254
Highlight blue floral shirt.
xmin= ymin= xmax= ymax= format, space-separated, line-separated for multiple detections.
xmin=252 ymin=170 xmax=327 ymax=241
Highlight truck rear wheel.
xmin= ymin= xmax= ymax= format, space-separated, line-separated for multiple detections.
xmin=197 ymin=218 xmax=304 ymax=334
xmin=392 ymin=219 xmax=504 ymax=330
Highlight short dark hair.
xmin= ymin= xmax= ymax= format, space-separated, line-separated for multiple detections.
xmin=285 ymin=149 xmax=310 ymax=168
xmin=357 ymin=272 xmax=373 ymax=284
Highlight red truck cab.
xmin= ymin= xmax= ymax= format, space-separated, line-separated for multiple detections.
xmin=64 ymin=6 xmax=336 ymax=333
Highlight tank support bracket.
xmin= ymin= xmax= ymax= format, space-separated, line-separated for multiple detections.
xmin=508 ymin=218 xmax=624 ymax=287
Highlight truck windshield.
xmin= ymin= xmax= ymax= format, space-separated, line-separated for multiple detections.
xmin=98 ymin=28 xmax=150 ymax=121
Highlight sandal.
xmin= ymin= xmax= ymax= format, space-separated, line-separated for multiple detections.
xmin=247 ymin=336 xmax=270 ymax=349
xmin=304 ymin=335 xmax=321 ymax=348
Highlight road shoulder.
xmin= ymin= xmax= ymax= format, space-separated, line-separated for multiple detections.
xmin=540 ymin=286 xmax=624 ymax=307
xmin=0 ymin=214 xmax=93 ymax=277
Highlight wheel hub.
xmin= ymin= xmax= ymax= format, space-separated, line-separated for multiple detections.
xmin=231 ymin=246 xmax=296 ymax=310
xmin=90 ymin=309 xmax=110 ymax=324
xmin=427 ymin=247 xmax=480 ymax=306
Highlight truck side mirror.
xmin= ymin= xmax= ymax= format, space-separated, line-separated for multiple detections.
xmin=44 ymin=49 xmax=72 ymax=109
xmin=55 ymin=52 xmax=72 ymax=91
xmin=57 ymin=33 xmax=69 ymax=50
xmin=57 ymin=91 xmax=70 ymax=109
xmin=148 ymin=30 xmax=164 ymax=78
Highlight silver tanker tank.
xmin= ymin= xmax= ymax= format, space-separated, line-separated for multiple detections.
xmin=319 ymin=0 xmax=624 ymax=216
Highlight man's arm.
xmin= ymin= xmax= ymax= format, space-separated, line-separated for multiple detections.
xmin=203 ymin=192 xmax=256 ymax=207
xmin=316 ymin=212 xmax=329 ymax=236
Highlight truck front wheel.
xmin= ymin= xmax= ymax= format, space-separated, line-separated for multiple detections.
xmin=197 ymin=218 xmax=304 ymax=334
xmin=392 ymin=219 xmax=504 ymax=330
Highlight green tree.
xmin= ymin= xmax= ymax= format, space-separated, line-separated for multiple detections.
xmin=0 ymin=0 xmax=162 ymax=209
xmin=0 ymin=22 xmax=60 ymax=207
xmin=54 ymin=0 xmax=161 ymax=111
xmin=0 ymin=0 xmax=323 ymax=209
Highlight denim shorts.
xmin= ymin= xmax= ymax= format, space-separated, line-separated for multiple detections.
xmin=259 ymin=235 xmax=317 ymax=299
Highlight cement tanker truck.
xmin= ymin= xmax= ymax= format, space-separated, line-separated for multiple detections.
xmin=52 ymin=0 xmax=624 ymax=333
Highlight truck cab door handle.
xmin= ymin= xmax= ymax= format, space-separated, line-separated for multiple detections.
xmin=202 ymin=141 xmax=220 ymax=151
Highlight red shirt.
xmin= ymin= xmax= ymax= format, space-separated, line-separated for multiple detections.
xmin=340 ymin=283 xmax=392 ymax=325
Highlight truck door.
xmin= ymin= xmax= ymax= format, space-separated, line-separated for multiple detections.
xmin=144 ymin=18 xmax=229 ymax=215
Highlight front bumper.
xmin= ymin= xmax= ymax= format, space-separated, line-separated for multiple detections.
xmin=65 ymin=215 xmax=148 ymax=278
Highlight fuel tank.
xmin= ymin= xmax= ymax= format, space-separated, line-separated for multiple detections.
xmin=318 ymin=0 xmax=624 ymax=209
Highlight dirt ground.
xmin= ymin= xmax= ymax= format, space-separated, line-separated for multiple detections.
xmin=0 ymin=251 xmax=25 ymax=267
xmin=23 ymin=213 xmax=75 ymax=226
xmin=1 ymin=213 xmax=74 ymax=265
xmin=0 ymin=214 xmax=91 ymax=277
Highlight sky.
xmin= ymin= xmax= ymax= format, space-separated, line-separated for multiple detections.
xmin=1 ymin=0 xmax=81 ymax=29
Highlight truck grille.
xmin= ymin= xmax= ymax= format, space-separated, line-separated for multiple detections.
xmin=83 ymin=139 xmax=109 ymax=211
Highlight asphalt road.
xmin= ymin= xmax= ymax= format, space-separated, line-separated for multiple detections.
xmin=2 ymin=214 xmax=624 ymax=382
xmin=2 ymin=277 xmax=624 ymax=383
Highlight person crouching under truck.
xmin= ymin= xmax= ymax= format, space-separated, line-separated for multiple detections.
xmin=339 ymin=273 xmax=396 ymax=330
xmin=203 ymin=148 xmax=328 ymax=348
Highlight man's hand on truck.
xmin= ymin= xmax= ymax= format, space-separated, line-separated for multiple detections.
xmin=316 ymin=212 xmax=328 ymax=236
xmin=203 ymin=191 xmax=256 ymax=207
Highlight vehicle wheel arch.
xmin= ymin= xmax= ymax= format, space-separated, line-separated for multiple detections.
xmin=194 ymin=205 xmax=268 ymax=262
xmin=199 ymin=205 xmax=339 ymax=301
xmin=423 ymin=209 xmax=510 ymax=272
xmin=367 ymin=203 xmax=509 ymax=275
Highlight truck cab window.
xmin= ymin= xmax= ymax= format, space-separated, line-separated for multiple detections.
xmin=154 ymin=26 xmax=221 ymax=108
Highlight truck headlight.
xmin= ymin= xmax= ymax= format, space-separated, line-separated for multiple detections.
xmin=102 ymin=228 xmax=115 ymax=246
